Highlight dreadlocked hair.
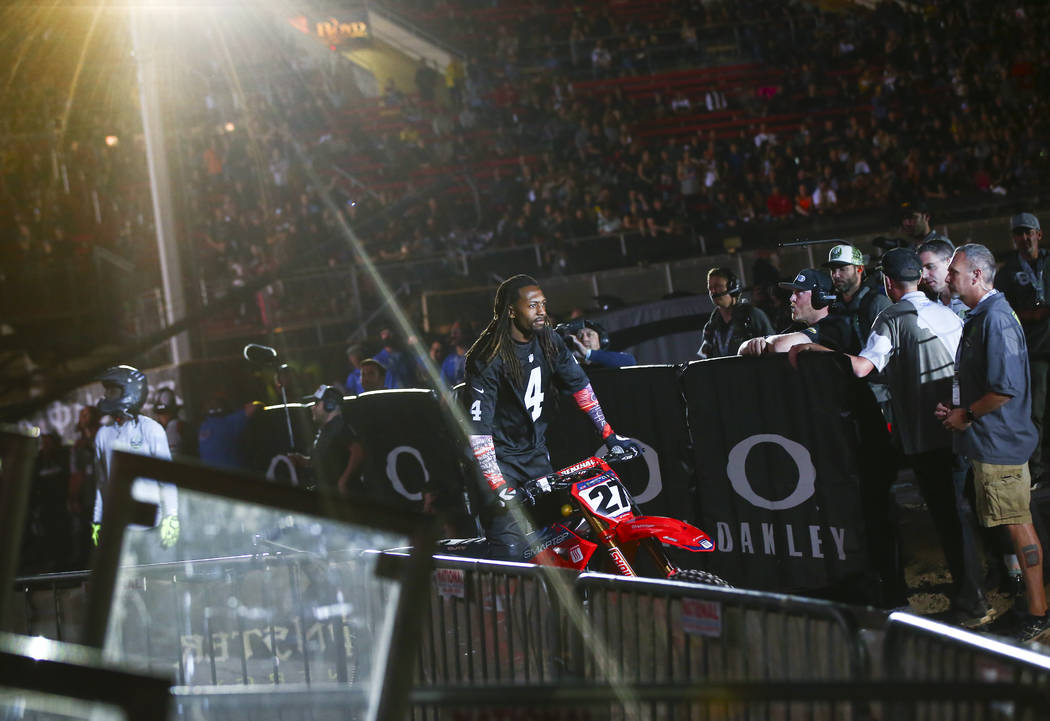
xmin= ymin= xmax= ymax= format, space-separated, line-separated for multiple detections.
xmin=466 ymin=274 xmax=560 ymax=389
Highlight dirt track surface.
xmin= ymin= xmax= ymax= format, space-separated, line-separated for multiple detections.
xmin=896 ymin=484 xmax=1025 ymax=622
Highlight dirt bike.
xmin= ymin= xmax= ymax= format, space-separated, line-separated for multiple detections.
xmin=439 ymin=448 xmax=731 ymax=587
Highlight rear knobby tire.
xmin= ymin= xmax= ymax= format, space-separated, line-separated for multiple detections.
xmin=668 ymin=567 xmax=733 ymax=588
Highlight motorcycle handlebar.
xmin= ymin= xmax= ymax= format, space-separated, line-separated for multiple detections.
xmin=523 ymin=447 xmax=641 ymax=497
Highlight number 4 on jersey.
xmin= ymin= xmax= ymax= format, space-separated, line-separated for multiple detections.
xmin=470 ymin=399 xmax=482 ymax=421
xmin=523 ymin=366 xmax=544 ymax=421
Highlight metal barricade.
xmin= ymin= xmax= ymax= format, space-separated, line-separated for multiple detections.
xmin=574 ymin=573 xmax=865 ymax=687
xmin=0 ymin=429 xmax=39 ymax=630
xmin=7 ymin=570 xmax=90 ymax=642
xmin=90 ymin=551 xmax=394 ymax=687
xmin=172 ymin=681 xmax=1035 ymax=721
xmin=883 ymin=611 xmax=1050 ymax=720
xmin=83 ymin=452 xmax=438 ymax=721
xmin=417 ymin=555 xmax=577 ymax=687
xmin=404 ymin=681 xmax=1041 ymax=721
xmin=0 ymin=631 xmax=172 ymax=721
xmin=9 ymin=555 xmax=571 ymax=690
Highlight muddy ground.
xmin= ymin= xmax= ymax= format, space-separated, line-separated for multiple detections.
xmin=894 ymin=480 xmax=1043 ymax=625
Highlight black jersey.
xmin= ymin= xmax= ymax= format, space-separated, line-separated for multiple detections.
xmin=465 ymin=330 xmax=589 ymax=459
xmin=312 ymin=414 xmax=354 ymax=494
xmin=800 ymin=313 xmax=855 ymax=353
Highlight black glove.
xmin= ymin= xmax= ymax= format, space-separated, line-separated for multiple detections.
xmin=604 ymin=434 xmax=642 ymax=456
xmin=494 ymin=483 xmax=535 ymax=509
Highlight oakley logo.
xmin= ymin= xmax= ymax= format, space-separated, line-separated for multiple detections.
xmin=726 ymin=434 xmax=816 ymax=511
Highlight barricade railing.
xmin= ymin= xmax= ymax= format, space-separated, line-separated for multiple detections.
xmin=7 ymin=569 xmax=90 ymax=642
xmin=8 ymin=553 xmax=570 ymax=689
xmin=414 ymin=554 xmax=577 ymax=686
xmin=0 ymin=631 xmax=173 ymax=721
xmin=165 ymin=680 xmax=1046 ymax=721
xmin=91 ymin=551 xmax=394 ymax=687
xmin=574 ymin=572 xmax=866 ymax=687
xmin=0 ymin=429 xmax=39 ymax=629
xmin=15 ymin=558 xmax=1050 ymax=718
xmin=883 ymin=611 xmax=1050 ymax=718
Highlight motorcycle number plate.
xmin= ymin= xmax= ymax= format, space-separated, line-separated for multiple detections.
xmin=574 ymin=474 xmax=632 ymax=519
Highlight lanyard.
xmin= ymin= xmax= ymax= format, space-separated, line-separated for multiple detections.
xmin=1018 ymin=253 xmax=1045 ymax=303
xmin=713 ymin=324 xmax=732 ymax=357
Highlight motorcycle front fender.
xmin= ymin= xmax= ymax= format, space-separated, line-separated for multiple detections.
xmin=611 ymin=515 xmax=715 ymax=552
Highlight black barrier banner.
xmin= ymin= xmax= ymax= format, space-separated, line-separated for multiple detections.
xmin=683 ymin=354 xmax=880 ymax=593
xmin=345 ymin=390 xmax=470 ymax=515
xmin=546 ymin=365 xmax=692 ymax=520
xmin=250 ymin=405 xmax=315 ymax=484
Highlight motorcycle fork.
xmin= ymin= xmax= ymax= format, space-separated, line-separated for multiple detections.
xmin=582 ymin=510 xmax=638 ymax=577
xmin=640 ymin=537 xmax=678 ymax=578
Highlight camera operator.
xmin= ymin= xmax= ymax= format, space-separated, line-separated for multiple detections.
xmin=558 ymin=319 xmax=637 ymax=368
xmin=697 ymin=267 xmax=774 ymax=359
xmin=996 ymin=213 xmax=1050 ymax=485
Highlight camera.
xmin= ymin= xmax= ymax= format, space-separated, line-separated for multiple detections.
xmin=554 ymin=319 xmax=610 ymax=349
xmin=555 ymin=319 xmax=584 ymax=344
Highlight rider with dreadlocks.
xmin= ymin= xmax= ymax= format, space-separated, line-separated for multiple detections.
xmin=464 ymin=275 xmax=641 ymax=560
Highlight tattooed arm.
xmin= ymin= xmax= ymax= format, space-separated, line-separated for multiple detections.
xmin=469 ymin=434 xmax=506 ymax=493
xmin=572 ymin=384 xmax=614 ymax=440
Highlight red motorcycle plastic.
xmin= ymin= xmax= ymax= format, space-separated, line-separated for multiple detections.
xmin=441 ymin=448 xmax=730 ymax=587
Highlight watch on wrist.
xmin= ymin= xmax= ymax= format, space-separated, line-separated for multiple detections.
xmin=965 ymin=407 xmax=976 ymax=423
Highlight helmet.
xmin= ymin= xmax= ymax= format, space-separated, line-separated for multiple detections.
xmin=97 ymin=365 xmax=148 ymax=418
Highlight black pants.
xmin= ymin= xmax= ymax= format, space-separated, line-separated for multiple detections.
xmin=910 ymin=448 xmax=986 ymax=613
xmin=1030 ymin=358 xmax=1049 ymax=479
xmin=478 ymin=451 xmax=553 ymax=562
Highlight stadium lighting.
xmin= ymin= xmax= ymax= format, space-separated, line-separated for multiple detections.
xmin=105 ymin=135 xmax=119 ymax=147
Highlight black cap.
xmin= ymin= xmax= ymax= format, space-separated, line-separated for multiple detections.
xmin=901 ymin=200 xmax=930 ymax=217
xmin=878 ymin=248 xmax=922 ymax=282
xmin=778 ymin=268 xmax=834 ymax=296
xmin=360 ymin=357 xmax=388 ymax=373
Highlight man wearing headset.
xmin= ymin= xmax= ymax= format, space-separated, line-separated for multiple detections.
xmin=560 ymin=319 xmax=637 ymax=368
xmin=698 ymin=267 xmax=775 ymax=358
xmin=738 ymin=268 xmax=852 ymax=355
xmin=293 ymin=384 xmax=363 ymax=496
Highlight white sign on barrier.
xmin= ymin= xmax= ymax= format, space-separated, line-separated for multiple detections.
xmin=434 ymin=568 xmax=465 ymax=599
xmin=681 ymin=597 xmax=722 ymax=637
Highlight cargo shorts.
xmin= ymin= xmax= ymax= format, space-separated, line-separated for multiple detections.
xmin=972 ymin=460 xmax=1032 ymax=527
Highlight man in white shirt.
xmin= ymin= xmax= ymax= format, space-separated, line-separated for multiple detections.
xmin=918 ymin=238 xmax=968 ymax=319
xmin=93 ymin=365 xmax=179 ymax=549
xmin=789 ymin=248 xmax=990 ymax=627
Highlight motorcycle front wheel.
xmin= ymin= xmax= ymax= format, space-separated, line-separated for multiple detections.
xmin=668 ymin=567 xmax=733 ymax=588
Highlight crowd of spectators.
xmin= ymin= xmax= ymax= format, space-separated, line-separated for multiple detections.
xmin=0 ymin=11 xmax=158 ymax=292
xmin=161 ymin=0 xmax=1048 ymax=335
xmin=4 ymin=0 xmax=1050 ymax=347
xmin=171 ymin=0 xmax=1050 ymax=301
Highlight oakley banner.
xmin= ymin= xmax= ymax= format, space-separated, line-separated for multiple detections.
xmin=345 ymin=390 xmax=471 ymax=515
xmin=251 ymin=405 xmax=315 ymax=484
xmin=683 ymin=354 xmax=883 ymax=593
xmin=546 ymin=365 xmax=693 ymax=520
